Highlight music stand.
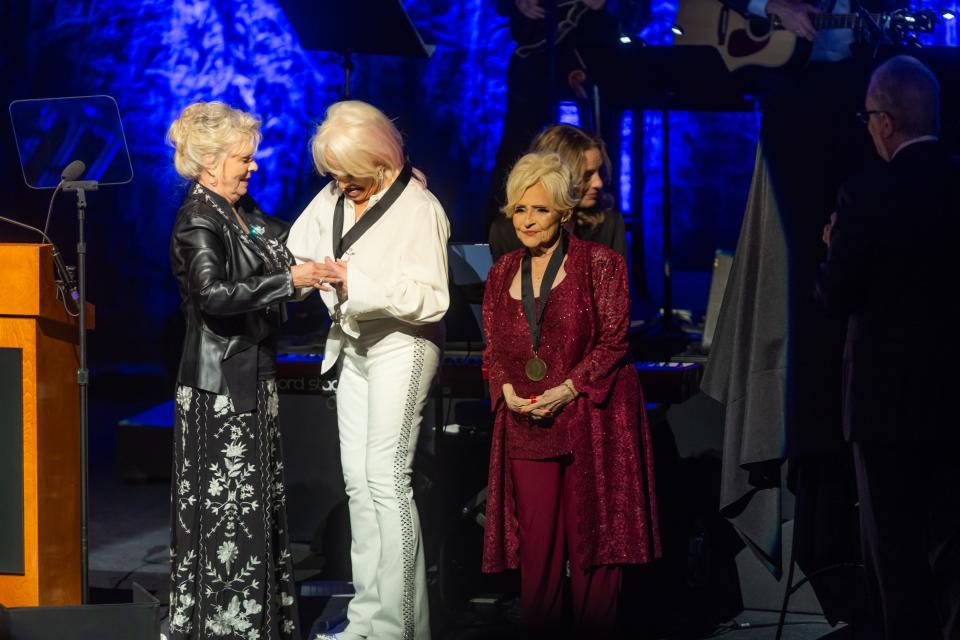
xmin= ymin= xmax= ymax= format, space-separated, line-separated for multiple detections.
xmin=8 ymin=94 xmax=133 ymax=604
xmin=580 ymin=42 xmax=755 ymax=338
xmin=445 ymin=243 xmax=493 ymax=348
xmin=277 ymin=0 xmax=435 ymax=98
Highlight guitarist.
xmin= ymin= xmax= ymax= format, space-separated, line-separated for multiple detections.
xmin=726 ymin=0 xmax=857 ymax=62
xmin=720 ymin=0 xmax=903 ymax=62
xmin=724 ymin=0 xmax=820 ymax=42
xmin=723 ymin=0 xmax=820 ymax=42
xmin=484 ymin=1 xmax=619 ymax=227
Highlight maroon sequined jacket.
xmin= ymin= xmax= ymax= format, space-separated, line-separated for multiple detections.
xmin=481 ymin=233 xmax=661 ymax=572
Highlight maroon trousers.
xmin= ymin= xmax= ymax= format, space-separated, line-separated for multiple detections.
xmin=510 ymin=457 xmax=621 ymax=632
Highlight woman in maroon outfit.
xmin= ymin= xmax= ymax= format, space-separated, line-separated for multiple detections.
xmin=482 ymin=152 xmax=660 ymax=635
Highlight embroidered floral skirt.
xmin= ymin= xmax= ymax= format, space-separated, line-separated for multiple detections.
xmin=169 ymin=381 xmax=300 ymax=640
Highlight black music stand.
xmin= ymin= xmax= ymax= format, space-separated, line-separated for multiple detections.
xmin=277 ymin=0 xmax=435 ymax=98
xmin=580 ymin=42 xmax=755 ymax=339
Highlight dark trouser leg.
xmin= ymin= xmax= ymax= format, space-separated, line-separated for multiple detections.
xmin=511 ymin=458 xmax=566 ymax=630
xmin=926 ymin=446 xmax=960 ymax=639
xmin=853 ymin=442 xmax=941 ymax=640
xmin=564 ymin=454 xmax=621 ymax=632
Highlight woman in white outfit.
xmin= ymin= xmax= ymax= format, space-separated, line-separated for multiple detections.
xmin=287 ymin=100 xmax=450 ymax=640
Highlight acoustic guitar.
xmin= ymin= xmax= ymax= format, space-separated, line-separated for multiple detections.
xmin=675 ymin=0 xmax=936 ymax=71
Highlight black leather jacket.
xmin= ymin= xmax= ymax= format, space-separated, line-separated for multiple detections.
xmin=170 ymin=183 xmax=294 ymax=412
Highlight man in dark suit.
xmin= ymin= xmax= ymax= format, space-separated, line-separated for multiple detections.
xmin=818 ymin=55 xmax=960 ymax=639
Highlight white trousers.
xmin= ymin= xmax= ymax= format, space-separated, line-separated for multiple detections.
xmin=336 ymin=328 xmax=438 ymax=640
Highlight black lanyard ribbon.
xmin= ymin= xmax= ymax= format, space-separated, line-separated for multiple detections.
xmin=520 ymin=232 xmax=566 ymax=357
xmin=332 ymin=162 xmax=413 ymax=259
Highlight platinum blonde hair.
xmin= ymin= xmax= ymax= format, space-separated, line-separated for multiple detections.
xmin=502 ymin=152 xmax=580 ymax=217
xmin=166 ymin=101 xmax=261 ymax=180
xmin=310 ymin=100 xmax=425 ymax=185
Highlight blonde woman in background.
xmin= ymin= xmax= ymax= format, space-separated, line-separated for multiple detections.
xmin=168 ymin=101 xmax=326 ymax=640
xmin=287 ymin=100 xmax=450 ymax=640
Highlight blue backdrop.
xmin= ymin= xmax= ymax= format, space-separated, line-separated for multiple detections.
xmin=0 ymin=0 xmax=954 ymax=367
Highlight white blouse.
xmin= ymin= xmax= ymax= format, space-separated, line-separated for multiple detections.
xmin=287 ymin=178 xmax=451 ymax=372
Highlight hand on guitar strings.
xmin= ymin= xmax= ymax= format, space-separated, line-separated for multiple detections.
xmin=766 ymin=0 xmax=819 ymax=41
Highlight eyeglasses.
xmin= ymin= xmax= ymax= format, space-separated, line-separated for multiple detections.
xmin=856 ymin=110 xmax=887 ymax=124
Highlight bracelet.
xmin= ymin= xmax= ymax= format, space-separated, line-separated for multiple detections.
xmin=562 ymin=379 xmax=578 ymax=398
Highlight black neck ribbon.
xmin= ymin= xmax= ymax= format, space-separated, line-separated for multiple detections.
xmin=332 ymin=162 xmax=413 ymax=260
xmin=520 ymin=232 xmax=566 ymax=355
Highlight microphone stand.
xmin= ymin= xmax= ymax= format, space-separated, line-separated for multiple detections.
xmin=62 ymin=178 xmax=97 ymax=604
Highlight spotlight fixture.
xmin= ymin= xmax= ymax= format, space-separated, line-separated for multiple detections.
xmin=942 ymin=9 xmax=956 ymax=20
xmin=619 ymin=35 xmax=632 ymax=43
xmin=671 ymin=24 xmax=685 ymax=36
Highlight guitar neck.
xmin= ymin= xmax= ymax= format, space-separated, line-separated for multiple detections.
xmin=811 ymin=13 xmax=875 ymax=30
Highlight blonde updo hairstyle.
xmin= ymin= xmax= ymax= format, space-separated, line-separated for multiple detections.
xmin=166 ymin=101 xmax=261 ymax=180
xmin=502 ymin=152 xmax=580 ymax=221
xmin=310 ymin=100 xmax=425 ymax=186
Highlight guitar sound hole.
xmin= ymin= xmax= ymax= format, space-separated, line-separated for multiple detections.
xmin=746 ymin=17 xmax=774 ymax=40
xmin=728 ymin=28 xmax=772 ymax=57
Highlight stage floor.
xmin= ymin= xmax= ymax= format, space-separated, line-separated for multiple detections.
xmin=86 ymin=370 xmax=847 ymax=639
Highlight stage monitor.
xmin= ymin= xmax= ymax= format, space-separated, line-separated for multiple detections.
xmin=9 ymin=95 xmax=133 ymax=189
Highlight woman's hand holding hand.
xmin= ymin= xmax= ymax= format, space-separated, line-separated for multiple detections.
xmin=319 ymin=257 xmax=349 ymax=296
xmin=291 ymin=261 xmax=336 ymax=292
xmin=503 ymin=383 xmax=533 ymax=414
xmin=521 ymin=379 xmax=578 ymax=420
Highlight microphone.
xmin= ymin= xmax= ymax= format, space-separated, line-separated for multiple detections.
xmin=0 ymin=215 xmax=79 ymax=305
xmin=61 ymin=160 xmax=86 ymax=182
xmin=44 ymin=160 xmax=87 ymax=237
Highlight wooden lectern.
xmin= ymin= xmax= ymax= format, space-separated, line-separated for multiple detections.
xmin=0 ymin=243 xmax=92 ymax=606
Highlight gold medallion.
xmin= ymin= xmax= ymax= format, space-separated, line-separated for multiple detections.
xmin=525 ymin=356 xmax=547 ymax=382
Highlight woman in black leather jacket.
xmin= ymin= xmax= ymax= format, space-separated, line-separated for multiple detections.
xmin=166 ymin=101 xmax=323 ymax=640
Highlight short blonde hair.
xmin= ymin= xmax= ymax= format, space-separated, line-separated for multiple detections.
xmin=311 ymin=101 xmax=405 ymax=180
xmin=502 ymin=153 xmax=580 ymax=217
xmin=166 ymin=101 xmax=261 ymax=179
